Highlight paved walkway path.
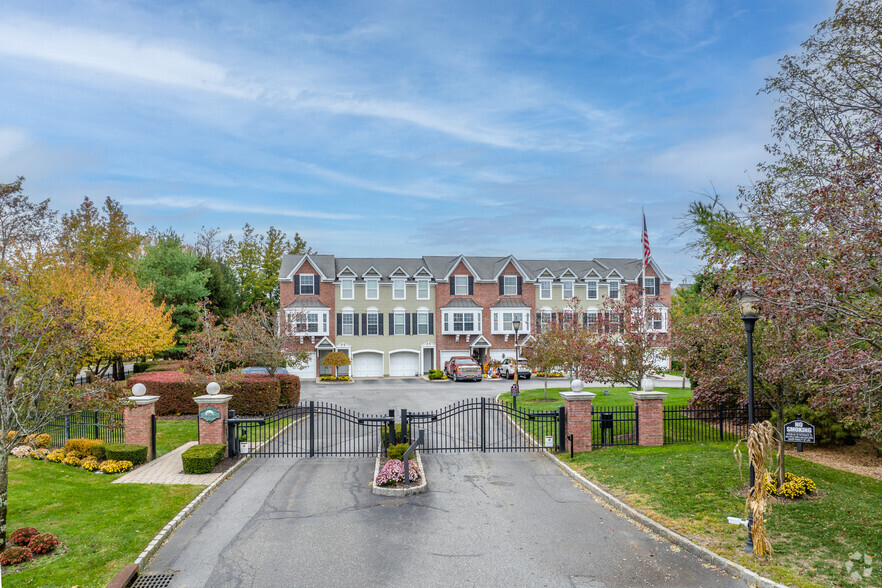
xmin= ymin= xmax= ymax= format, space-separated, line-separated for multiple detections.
xmin=113 ymin=442 xmax=220 ymax=485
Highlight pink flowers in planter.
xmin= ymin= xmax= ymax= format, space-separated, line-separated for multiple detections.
xmin=376 ymin=459 xmax=422 ymax=486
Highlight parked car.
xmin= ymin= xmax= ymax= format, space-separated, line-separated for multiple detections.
xmin=497 ymin=358 xmax=531 ymax=379
xmin=444 ymin=357 xmax=483 ymax=382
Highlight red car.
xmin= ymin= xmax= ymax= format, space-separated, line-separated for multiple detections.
xmin=444 ymin=357 xmax=482 ymax=382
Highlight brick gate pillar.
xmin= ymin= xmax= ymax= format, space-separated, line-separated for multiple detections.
xmin=193 ymin=382 xmax=233 ymax=457
xmin=561 ymin=379 xmax=596 ymax=453
xmin=124 ymin=383 xmax=159 ymax=461
xmin=630 ymin=384 xmax=668 ymax=447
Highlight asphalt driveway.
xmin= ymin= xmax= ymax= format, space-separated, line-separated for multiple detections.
xmin=143 ymin=379 xmax=745 ymax=587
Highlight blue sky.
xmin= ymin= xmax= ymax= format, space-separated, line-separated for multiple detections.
xmin=0 ymin=0 xmax=834 ymax=283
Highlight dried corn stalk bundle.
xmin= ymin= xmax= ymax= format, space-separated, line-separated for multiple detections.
xmin=734 ymin=420 xmax=778 ymax=557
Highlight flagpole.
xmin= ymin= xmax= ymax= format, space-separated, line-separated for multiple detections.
xmin=641 ymin=208 xmax=646 ymax=314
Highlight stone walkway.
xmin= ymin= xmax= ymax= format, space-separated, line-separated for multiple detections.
xmin=113 ymin=441 xmax=223 ymax=485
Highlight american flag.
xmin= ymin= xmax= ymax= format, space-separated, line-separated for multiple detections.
xmin=641 ymin=210 xmax=651 ymax=266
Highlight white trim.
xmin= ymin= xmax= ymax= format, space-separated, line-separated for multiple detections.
xmin=298 ymin=273 xmax=317 ymax=295
xmin=389 ymin=348 xmax=420 ymax=356
xmin=392 ymin=278 xmax=406 ymax=300
xmin=491 ymin=256 xmax=531 ymax=281
xmin=583 ymin=268 xmax=603 ymax=279
xmin=441 ymin=255 xmax=478 ymax=281
xmin=605 ymin=269 xmax=624 ymax=280
xmin=390 ymin=265 xmax=410 ymax=278
xmin=283 ymin=255 xmax=329 ymax=281
xmin=469 ymin=335 xmax=492 ymax=348
xmin=340 ymin=277 xmax=355 ymax=300
xmin=361 ymin=265 xmax=382 ymax=278
xmin=416 ymin=278 xmax=430 ymax=300
xmin=352 ymin=348 xmax=384 ymax=356
xmin=562 ymin=279 xmax=575 ymax=299
xmin=536 ymin=267 xmax=555 ymax=278
xmin=539 ymin=278 xmax=552 ymax=300
xmin=365 ymin=278 xmax=379 ymax=300
xmin=586 ymin=280 xmax=598 ymax=300
xmin=338 ymin=265 xmax=357 ymax=277
xmin=502 ymin=274 xmax=518 ymax=295
xmin=413 ymin=266 xmax=434 ymax=278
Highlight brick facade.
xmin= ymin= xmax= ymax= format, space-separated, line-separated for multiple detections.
xmin=632 ymin=393 xmax=666 ymax=447
xmin=564 ymin=397 xmax=593 ymax=453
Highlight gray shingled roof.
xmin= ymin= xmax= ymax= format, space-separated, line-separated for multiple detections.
xmin=278 ymin=254 xmax=670 ymax=282
xmin=491 ymin=297 xmax=531 ymax=308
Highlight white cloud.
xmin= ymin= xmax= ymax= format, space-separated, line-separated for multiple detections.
xmin=119 ymin=196 xmax=360 ymax=221
xmin=0 ymin=18 xmax=254 ymax=98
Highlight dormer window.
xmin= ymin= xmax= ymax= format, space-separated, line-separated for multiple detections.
xmin=300 ymin=274 xmax=315 ymax=295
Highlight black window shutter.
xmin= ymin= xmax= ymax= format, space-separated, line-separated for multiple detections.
xmin=449 ymin=280 xmax=455 ymax=295
xmin=406 ymin=313 xmax=412 ymax=335
xmin=388 ymin=313 xmax=393 ymax=334
xmin=336 ymin=313 xmax=342 ymax=335
xmin=315 ymin=280 xmax=320 ymax=296
xmin=353 ymin=314 xmax=359 ymax=336
xmin=517 ymin=277 xmax=523 ymax=295
xmin=468 ymin=276 xmax=474 ymax=295
xmin=362 ymin=313 xmax=367 ymax=334
xmin=498 ymin=277 xmax=504 ymax=295
xmin=411 ymin=313 xmax=417 ymax=334
xmin=637 ymin=277 xmax=642 ymax=292
xmin=552 ymin=312 xmax=558 ymax=323
xmin=583 ymin=313 xmax=587 ymax=326
xmin=428 ymin=313 xmax=434 ymax=334
xmin=378 ymin=315 xmax=384 ymax=335
xmin=294 ymin=275 xmax=300 ymax=295
xmin=654 ymin=277 xmax=659 ymax=294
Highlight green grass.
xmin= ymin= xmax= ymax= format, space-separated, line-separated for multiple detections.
xmin=563 ymin=444 xmax=882 ymax=587
xmin=4 ymin=458 xmax=203 ymax=587
xmin=500 ymin=385 xmax=694 ymax=409
xmin=155 ymin=419 xmax=198 ymax=457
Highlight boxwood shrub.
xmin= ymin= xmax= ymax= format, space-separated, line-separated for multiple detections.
xmin=387 ymin=443 xmax=410 ymax=461
xmin=277 ymin=374 xmax=301 ymax=406
xmin=104 ymin=443 xmax=148 ymax=465
xmin=222 ymin=374 xmax=281 ymax=416
xmin=182 ymin=443 xmax=226 ymax=474
xmin=127 ymin=372 xmax=207 ymax=416
xmin=382 ymin=424 xmax=409 ymax=447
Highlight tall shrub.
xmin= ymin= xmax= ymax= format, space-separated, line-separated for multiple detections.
xmin=276 ymin=374 xmax=301 ymax=406
xmin=126 ymin=371 xmax=206 ymax=416
xmin=222 ymin=374 xmax=280 ymax=416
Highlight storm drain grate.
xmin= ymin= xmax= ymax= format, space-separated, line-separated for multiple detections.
xmin=131 ymin=573 xmax=176 ymax=588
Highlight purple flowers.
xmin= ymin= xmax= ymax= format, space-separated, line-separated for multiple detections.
xmin=376 ymin=459 xmax=422 ymax=487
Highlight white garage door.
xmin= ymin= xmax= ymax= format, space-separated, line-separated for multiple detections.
xmin=389 ymin=352 xmax=420 ymax=377
xmin=287 ymin=353 xmax=316 ymax=380
xmin=352 ymin=352 xmax=384 ymax=378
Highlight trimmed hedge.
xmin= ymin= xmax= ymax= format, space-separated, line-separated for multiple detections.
xmin=222 ymin=374 xmax=281 ymax=416
xmin=382 ymin=424 xmax=409 ymax=447
xmin=277 ymin=374 xmax=301 ymax=406
xmin=182 ymin=443 xmax=225 ymax=474
xmin=127 ymin=372 xmax=206 ymax=416
xmin=387 ymin=443 xmax=409 ymax=461
xmin=104 ymin=443 xmax=148 ymax=465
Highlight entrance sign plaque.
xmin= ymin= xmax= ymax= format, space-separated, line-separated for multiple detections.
xmin=199 ymin=406 xmax=221 ymax=423
xmin=784 ymin=420 xmax=815 ymax=444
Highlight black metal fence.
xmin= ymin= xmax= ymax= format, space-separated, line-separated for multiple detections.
xmin=44 ymin=410 xmax=125 ymax=447
xmin=591 ymin=406 xmax=638 ymax=447
xmin=663 ymin=404 xmax=773 ymax=444
xmin=73 ymin=368 xmax=133 ymax=386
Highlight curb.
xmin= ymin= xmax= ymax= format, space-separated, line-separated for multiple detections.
xmin=132 ymin=454 xmax=253 ymax=568
xmin=543 ymin=450 xmax=789 ymax=588
xmin=371 ymin=451 xmax=427 ymax=496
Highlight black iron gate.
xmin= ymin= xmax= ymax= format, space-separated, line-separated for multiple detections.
xmin=592 ymin=405 xmax=638 ymax=447
xmin=227 ymin=397 xmax=564 ymax=457
xmin=228 ymin=402 xmax=395 ymax=458
xmin=407 ymin=398 xmax=565 ymax=453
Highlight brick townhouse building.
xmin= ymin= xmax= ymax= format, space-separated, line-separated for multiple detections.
xmin=278 ymin=253 xmax=671 ymax=380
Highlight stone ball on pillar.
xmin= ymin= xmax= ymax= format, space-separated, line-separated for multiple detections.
xmin=132 ymin=383 xmax=146 ymax=397
xmin=641 ymin=377 xmax=655 ymax=391
xmin=570 ymin=379 xmax=584 ymax=393
xmin=206 ymin=381 xmax=221 ymax=395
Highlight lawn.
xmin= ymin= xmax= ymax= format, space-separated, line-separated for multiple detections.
xmin=499 ymin=384 xmax=694 ymax=410
xmin=3 ymin=458 xmax=203 ymax=587
xmin=563 ymin=444 xmax=882 ymax=587
xmin=155 ymin=418 xmax=198 ymax=457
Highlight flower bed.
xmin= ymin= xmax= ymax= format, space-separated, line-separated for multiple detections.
xmin=0 ymin=527 xmax=61 ymax=569
xmin=13 ymin=438 xmax=137 ymax=475
xmin=371 ymin=450 xmax=427 ymax=496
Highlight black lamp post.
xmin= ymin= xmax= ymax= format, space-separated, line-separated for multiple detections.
xmin=737 ymin=291 xmax=760 ymax=554
xmin=513 ymin=318 xmax=522 ymax=409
